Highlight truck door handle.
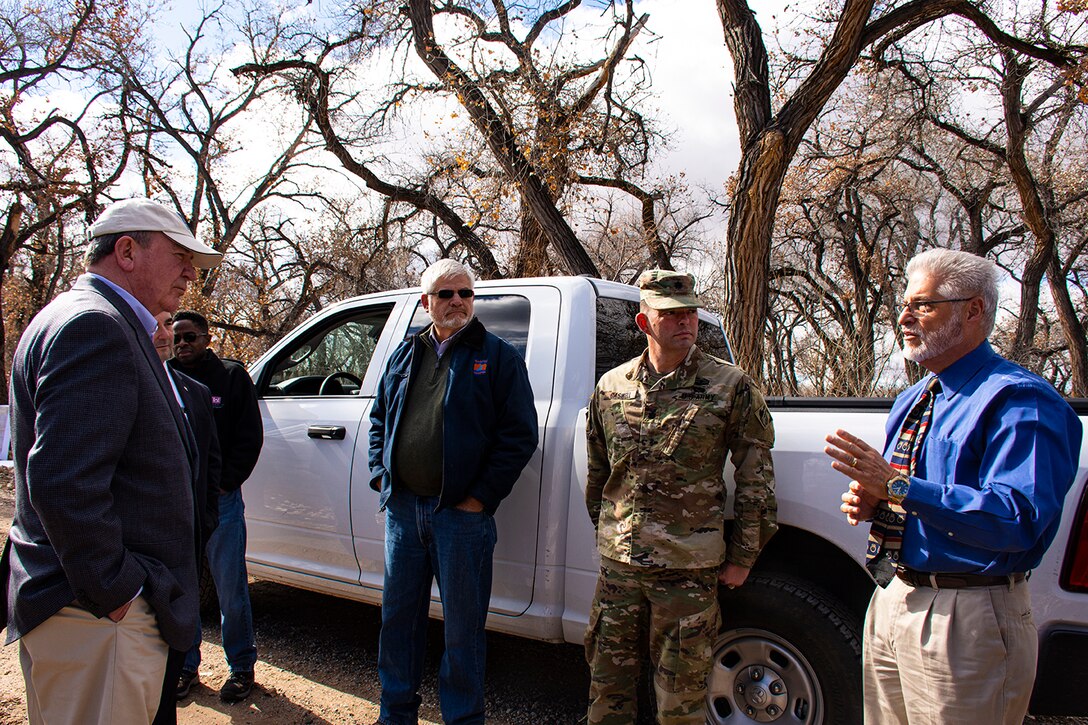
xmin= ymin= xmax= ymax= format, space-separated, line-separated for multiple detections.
xmin=307 ymin=425 xmax=346 ymax=440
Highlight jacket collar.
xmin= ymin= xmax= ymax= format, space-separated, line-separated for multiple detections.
xmin=629 ymin=345 xmax=703 ymax=389
xmin=79 ymin=274 xmax=156 ymax=337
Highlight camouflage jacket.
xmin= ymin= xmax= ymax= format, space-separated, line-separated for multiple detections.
xmin=585 ymin=345 xmax=777 ymax=569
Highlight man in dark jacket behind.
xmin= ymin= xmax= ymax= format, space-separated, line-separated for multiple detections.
xmin=151 ymin=311 xmax=220 ymax=725
xmin=168 ymin=309 xmax=264 ymax=704
xmin=368 ymin=259 xmax=538 ymax=725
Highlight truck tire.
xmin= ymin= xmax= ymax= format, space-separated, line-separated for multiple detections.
xmin=707 ymin=573 xmax=863 ymax=724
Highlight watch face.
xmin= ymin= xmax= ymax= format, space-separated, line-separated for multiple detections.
xmin=889 ymin=476 xmax=910 ymax=500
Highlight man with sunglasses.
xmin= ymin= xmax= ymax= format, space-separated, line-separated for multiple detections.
xmin=825 ymin=249 xmax=1080 ymax=724
xmin=368 ymin=259 xmax=538 ymax=725
xmin=168 ymin=310 xmax=263 ymax=704
xmin=150 ymin=312 xmax=221 ymax=724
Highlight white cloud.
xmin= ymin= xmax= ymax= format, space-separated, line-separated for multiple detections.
xmin=634 ymin=0 xmax=740 ymax=187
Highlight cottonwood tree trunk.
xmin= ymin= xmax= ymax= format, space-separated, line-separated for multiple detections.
xmin=716 ymin=0 xmax=1079 ymax=377
xmin=1001 ymin=52 xmax=1088 ymax=392
xmin=718 ymin=0 xmax=875 ymax=375
xmin=0 ymin=201 xmax=21 ymax=405
xmin=406 ymin=0 xmax=599 ymax=277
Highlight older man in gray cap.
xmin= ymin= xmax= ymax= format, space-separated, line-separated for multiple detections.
xmin=584 ymin=270 xmax=778 ymax=725
xmin=3 ymin=198 xmax=222 ymax=724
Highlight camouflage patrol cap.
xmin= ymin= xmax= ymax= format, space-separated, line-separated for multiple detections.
xmin=637 ymin=270 xmax=703 ymax=310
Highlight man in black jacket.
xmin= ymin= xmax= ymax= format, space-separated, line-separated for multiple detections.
xmin=168 ymin=310 xmax=264 ymax=704
xmin=151 ymin=312 xmax=220 ymax=725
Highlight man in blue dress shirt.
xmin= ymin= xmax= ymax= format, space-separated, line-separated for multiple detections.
xmin=825 ymin=248 xmax=1081 ymax=724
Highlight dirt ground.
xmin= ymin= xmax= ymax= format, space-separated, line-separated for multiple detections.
xmin=0 ymin=466 xmax=1084 ymax=724
xmin=0 ymin=468 xmax=416 ymax=725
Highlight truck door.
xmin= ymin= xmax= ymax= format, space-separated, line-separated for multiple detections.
xmin=245 ymin=298 xmax=405 ymax=585
xmin=352 ymin=284 xmax=559 ymax=617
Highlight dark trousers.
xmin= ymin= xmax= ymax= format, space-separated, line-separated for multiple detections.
xmin=153 ymin=648 xmax=185 ymax=725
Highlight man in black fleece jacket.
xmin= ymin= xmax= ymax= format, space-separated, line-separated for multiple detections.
xmin=168 ymin=310 xmax=264 ymax=704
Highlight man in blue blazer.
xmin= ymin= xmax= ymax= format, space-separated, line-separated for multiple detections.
xmin=3 ymin=198 xmax=222 ymax=724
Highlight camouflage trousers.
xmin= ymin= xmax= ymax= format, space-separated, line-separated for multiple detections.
xmin=585 ymin=557 xmax=720 ymax=725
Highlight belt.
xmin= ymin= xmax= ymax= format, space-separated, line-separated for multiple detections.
xmin=896 ymin=567 xmax=1026 ymax=589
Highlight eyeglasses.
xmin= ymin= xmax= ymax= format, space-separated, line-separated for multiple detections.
xmin=173 ymin=332 xmax=208 ymax=344
xmin=431 ymin=288 xmax=474 ymax=300
xmin=900 ymin=297 xmax=973 ymax=315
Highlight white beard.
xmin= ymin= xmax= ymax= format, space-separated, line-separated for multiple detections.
xmin=903 ymin=316 xmax=963 ymax=363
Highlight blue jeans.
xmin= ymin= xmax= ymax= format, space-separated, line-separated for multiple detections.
xmin=184 ymin=488 xmax=257 ymax=674
xmin=378 ymin=488 xmax=497 ymax=725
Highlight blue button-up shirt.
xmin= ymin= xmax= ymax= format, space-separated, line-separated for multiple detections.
xmin=890 ymin=341 xmax=1082 ymax=575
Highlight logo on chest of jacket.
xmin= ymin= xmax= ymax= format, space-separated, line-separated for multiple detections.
xmin=211 ymin=395 xmax=224 ymax=407
xmin=473 ymin=360 xmax=488 ymax=375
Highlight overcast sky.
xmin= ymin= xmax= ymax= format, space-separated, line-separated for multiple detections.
xmin=630 ymin=0 xmax=740 ymax=186
xmin=157 ymin=0 xmax=744 ymax=189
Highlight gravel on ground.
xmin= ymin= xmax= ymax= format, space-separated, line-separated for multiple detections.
xmin=0 ymin=466 xmax=1084 ymax=724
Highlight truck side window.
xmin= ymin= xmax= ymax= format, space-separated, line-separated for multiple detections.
xmin=263 ymin=304 xmax=394 ymax=396
xmin=696 ymin=318 xmax=730 ymax=361
xmin=595 ymin=296 xmax=733 ymax=383
xmin=406 ymin=295 xmax=531 ymax=357
xmin=595 ymin=297 xmax=644 ymax=383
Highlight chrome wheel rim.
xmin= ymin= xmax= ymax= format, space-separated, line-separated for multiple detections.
xmin=705 ymin=627 xmax=822 ymax=724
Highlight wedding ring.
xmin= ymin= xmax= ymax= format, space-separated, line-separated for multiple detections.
xmin=851 ymin=456 xmax=858 ymax=467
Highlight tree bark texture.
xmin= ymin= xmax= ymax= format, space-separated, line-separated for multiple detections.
xmin=406 ymin=0 xmax=599 ymax=277
xmin=717 ymin=0 xmax=875 ymax=376
xmin=1001 ymin=53 xmax=1088 ymax=393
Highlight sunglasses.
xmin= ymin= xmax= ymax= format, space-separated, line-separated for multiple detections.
xmin=174 ymin=332 xmax=208 ymax=344
xmin=431 ymin=288 xmax=474 ymax=299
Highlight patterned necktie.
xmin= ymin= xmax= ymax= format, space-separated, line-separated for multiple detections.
xmin=866 ymin=376 xmax=941 ymax=587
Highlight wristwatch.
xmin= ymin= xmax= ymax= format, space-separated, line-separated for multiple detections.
xmin=885 ymin=473 xmax=911 ymax=504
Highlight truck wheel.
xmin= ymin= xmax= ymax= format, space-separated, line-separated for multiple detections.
xmin=706 ymin=573 xmax=863 ymax=724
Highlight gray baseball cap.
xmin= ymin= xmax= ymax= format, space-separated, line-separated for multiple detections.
xmin=89 ymin=198 xmax=222 ymax=269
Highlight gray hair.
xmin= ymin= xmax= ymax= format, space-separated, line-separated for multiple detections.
xmin=84 ymin=230 xmax=155 ymax=267
xmin=906 ymin=249 xmax=1000 ymax=335
xmin=420 ymin=259 xmax=475 ymax=293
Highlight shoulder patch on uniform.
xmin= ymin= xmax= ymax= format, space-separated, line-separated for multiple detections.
xmin=756 ymin=406 xmax=771 ymax=429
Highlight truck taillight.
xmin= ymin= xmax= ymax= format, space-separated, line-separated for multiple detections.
xmin=1062 ymin=484 xmax=1088 ymax=593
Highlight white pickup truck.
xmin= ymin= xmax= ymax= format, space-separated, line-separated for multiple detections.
xmin=240 ymin=275 xmax=1088 ymax=723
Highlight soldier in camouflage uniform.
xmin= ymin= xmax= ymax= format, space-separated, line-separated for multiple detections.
xmin=584 ymin=270 xmax=778 ymax=725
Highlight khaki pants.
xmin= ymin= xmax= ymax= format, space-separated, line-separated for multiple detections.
xmin=864 ymin=575 xmax=1036 ymax=725
xmin=19 ymin=596 xmax=169 ymax=725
